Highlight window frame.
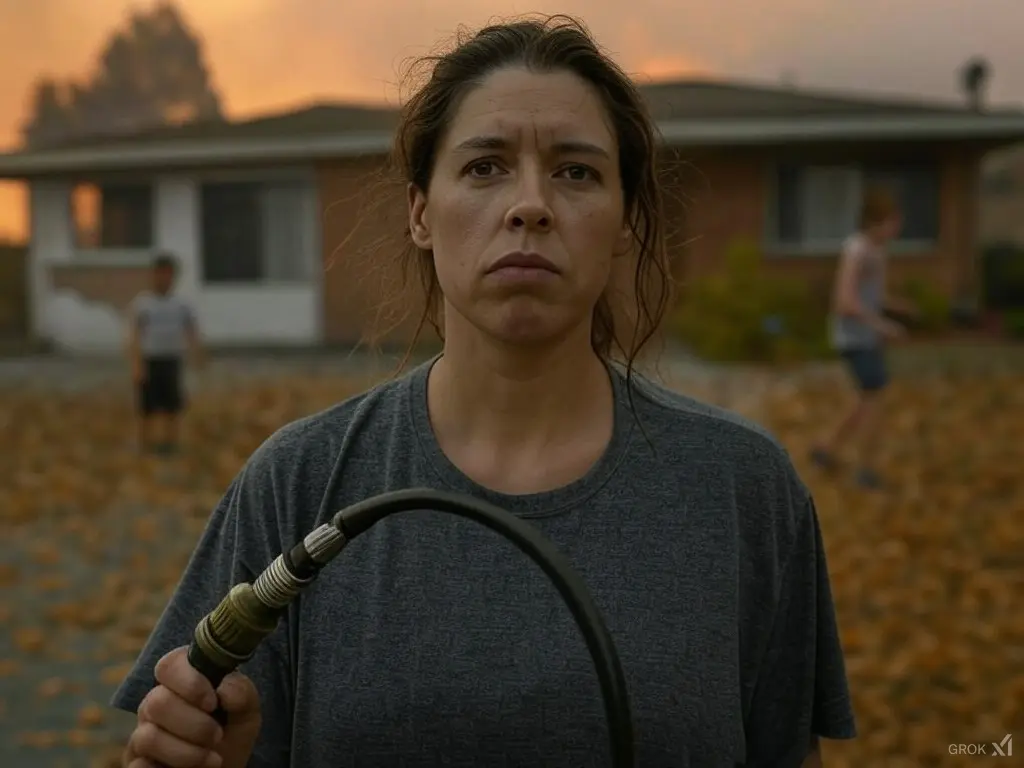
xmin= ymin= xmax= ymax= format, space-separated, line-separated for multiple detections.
xmin=196 ymin=167 xmax=317 ymax=287
xmin=69 ymin=177 xmax=156 ymax=256
xmin=764 ymin=160 xmax=942 ymax=256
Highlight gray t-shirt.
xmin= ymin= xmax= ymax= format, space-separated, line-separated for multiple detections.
xmin=830 ymin=232 xmax=887 ymax=351
xmin=112 ymin=360 xmax=856 ymax=767
xmin=130 ymin=291 xmax=195 ymax=358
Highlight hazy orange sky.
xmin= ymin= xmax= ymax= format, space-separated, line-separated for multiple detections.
xmin=0 ymin=0 xmax=1022 ymax=239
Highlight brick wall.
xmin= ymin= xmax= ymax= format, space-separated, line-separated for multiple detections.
xmin=49 ymin=264 xmax=151 ymax=311
xmin=671 ymin=143 xmax=980 ymax=300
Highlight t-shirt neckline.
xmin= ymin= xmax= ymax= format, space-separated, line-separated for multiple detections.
xmin=406 ymin=355 xmax=637 ymax=519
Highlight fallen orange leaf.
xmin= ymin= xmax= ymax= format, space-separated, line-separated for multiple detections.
xmin=28 ymin=543 xmax=61 ymax=566
xmin=76 ymin=703 xmax=105 ymax=729
xmin=12 ymin=627 xmax=47 ymax=654
xmin=36 ymin=677 xmax=65 ymax=698
xmin=17 ymin=730 xmax=61 ymax=748
xmin=0 ymin=564 xmax=19 ymax=587
xmin=37 ymin=574 xmax=69 ymax=592
xmin=99 ymin=662 xmax=133 ymax=687
xmin=66 ymin=728 xmax=94 ymax=747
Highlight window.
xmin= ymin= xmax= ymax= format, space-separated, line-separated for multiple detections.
xmin=864 ymin=165 xmax=941 ymax=242
xmin=775 ymin=166 xmax=860 ymax=246
xmin=199 ymin=180 xmax=311 ymax=283
xmin=771 ymin=163 xmax=940 ymax=250
xmin=71 ymin=182 xmax=154 ymax=249
xmin=982 ymin=168 xmax=1017 ymax=196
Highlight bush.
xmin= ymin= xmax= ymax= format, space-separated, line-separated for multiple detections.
xmin=669 ymin=238 xmax=831 ymax=363
xmin=1004 ymin=309 xmax=1024 ymax=340
xmin=981 ymin=243 xmax=1024 ymax=310
xmin=901 ymin=278 xmax=950 ymax=332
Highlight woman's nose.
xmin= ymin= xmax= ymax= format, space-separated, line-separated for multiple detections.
xmin=505 ymin=171 xmax=553 ymax=231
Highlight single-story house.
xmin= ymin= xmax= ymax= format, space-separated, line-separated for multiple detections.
xmin=1 ymin=78 xmax=1023 ymax=353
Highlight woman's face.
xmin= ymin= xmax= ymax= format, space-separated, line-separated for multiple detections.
xmin=408 ymin=67 xmax=630 ymax=348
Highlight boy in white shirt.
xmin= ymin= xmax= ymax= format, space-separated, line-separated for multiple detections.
xmin=126 ymin=253 xmax=203 ymax=454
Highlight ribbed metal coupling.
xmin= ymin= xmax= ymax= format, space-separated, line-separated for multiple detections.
xmin=304 ymin=523 xmax=348 ymax=564
xmin=252 ymin=554 xmax=308 ymax=609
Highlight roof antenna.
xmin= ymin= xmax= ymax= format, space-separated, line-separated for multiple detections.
xmin=960 ymin=56 xmax=990 ymax=112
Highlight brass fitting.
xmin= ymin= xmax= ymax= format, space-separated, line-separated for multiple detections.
xmin=193 ymin=582 xmax=284 ymax=672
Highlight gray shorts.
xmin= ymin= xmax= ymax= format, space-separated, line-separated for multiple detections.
xmin=839 ymin=347 xmax=889 ymax=392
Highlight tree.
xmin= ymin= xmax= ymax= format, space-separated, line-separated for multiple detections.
xmin=21 ymin=2 xmax=223 ymax=148
xmin=22 ymin=79 xmax=79 ymax=149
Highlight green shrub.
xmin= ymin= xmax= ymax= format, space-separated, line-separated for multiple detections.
xmin=669 ymin=238 xmax=830 ymax=363
xmin=1004 ymin=309 xmax=1024 ymax=340
xmin=901 ymin=278 xmax=950 ymax=332
xmin=981 ymin=243 xmax=1024 ymax=310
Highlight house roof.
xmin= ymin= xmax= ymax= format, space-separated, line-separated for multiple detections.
xmin=36 ymin=103 xmax=400 ymax=150
xmin=641 ymin=79 xmax=1009 ymax=120
xmin=2 ymin=78 xmax=1024 ymax=177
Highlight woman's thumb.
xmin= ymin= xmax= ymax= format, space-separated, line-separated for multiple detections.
xmin=216 ymin=671 xmax=261 ymax=717
xmin=213 ymin=672 xmax=262 ymax=768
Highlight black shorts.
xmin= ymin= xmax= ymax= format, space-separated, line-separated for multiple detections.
xmin=138 ymin=357 xmax=185 ymax=415
xmin=840 ymin=347 xmax=889 ymax=393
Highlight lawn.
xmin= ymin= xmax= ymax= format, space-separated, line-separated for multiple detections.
xmin=0 ymin=361 xmax=1020 ymax=767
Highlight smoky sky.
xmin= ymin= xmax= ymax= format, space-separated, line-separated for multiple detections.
xmin=0 ymin=0 xmax=1020 ymax=236
xmin=1 ymin=0 xmax=1021 ymax=141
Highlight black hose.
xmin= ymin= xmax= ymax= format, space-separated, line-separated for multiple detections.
xmin=186 ymin=487 xmax=635 ymax=767
xmin=333 ymin=489 xmax=635 ymax=767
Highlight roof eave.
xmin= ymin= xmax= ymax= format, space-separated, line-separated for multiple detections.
xmin=0 ymin=131 xmax=395 ymax=178
xmin=658 ymin=114 xmax=1024 ymax=145
xmin=1 ymin=114 xmax=1023 ymax=178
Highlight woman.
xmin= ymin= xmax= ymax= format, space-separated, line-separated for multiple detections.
xmin=116 ymin=16 xmax=854 ymax=768
xmin=811 ymin=187 xmax=909 ymax=490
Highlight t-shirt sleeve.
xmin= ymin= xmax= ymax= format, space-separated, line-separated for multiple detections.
xmin=127 ymin=294 xmax=145 ymax=329
xmin=840 ymin=236 xmax=870 ymax=279
xmin=110 ymin=463 xmax=295 ymax=767
xmin=181 ymin=300 xmax=197 ymax=330
xmin=744 ymin=494 xmax=857 ymax=766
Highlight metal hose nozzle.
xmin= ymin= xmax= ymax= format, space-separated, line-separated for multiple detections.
xmin=187 ymin=523 xmax=348 ymax=718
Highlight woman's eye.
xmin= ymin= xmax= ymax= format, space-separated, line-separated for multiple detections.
xmin=559 ymin=165 xmax=595 ymax=181
xmin=468 ymin=161 xmax=500 ymax=177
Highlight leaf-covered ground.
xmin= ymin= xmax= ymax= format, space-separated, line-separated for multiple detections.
xmin=0 ymin=353 xmax=1020 ymax=767
xmin=759 ymin=373 xmax=1024 ymax=767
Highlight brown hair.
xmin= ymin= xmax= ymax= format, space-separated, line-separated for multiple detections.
xmin=859 ymin=186 xmax=900 ymax=229
xmin=152 ymin=252 xmax=177 ymax=272
xmin=386 ymin=14 xmax=672 ymax=372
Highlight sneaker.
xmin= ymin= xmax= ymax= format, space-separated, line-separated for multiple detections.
xmin=810 ymin=447 xmax=839 ymax=470
xmin=854 ymin=467 xmax=885 ymax=490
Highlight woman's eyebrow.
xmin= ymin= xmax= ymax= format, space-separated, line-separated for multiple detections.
xmin=452 ymin=135 xmax=611 ymax=159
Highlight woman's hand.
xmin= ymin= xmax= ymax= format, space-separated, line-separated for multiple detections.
xmin=124 ymin=646 xmax=261 ymax=768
